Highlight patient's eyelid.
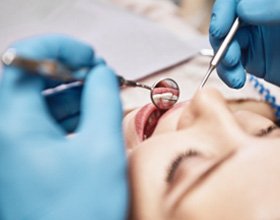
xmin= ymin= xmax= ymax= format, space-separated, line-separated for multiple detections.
xmin=257 ymin=125 xmax=278 ymax=137
xmin=166 ymin=149 xmax=199 ymax=183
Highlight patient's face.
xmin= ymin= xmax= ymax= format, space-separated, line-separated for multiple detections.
xmin=123 ymin=88 xmax=280 ymax=220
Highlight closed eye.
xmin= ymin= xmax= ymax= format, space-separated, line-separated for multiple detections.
xmin=166 ymin=149 xmax=200 ymax=183
xmin=256 ymin=125 xmax=278 ymax=137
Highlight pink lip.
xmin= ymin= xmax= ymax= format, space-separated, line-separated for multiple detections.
xmin=134 ymin=101 xmax=189 ymax=141
xmin=134 ymin=86 xmax=180 ymax=140
xmin=135 ymin=103 xmax=164 ymax=141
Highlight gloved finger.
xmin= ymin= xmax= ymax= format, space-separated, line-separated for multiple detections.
xmin=0 ymin=66 xmax=63 ymax=136
xmin=235 ymin=27 xmax=251 ymax=49
xmin=210 ymin=35 xmax=241 ymax=68
xmin=12 ymin=34 xmax=96 ymax=69
xmin=235 ymin=26 xmax=266 ymax=78
xmin=234 ymin=27 xmax=251 ymax=67
xmin=216 ymin=62 xmax=246 ymax=89
xmin=237 ymin=0 xmax=280 ymax=24
xmin=209 ymin=0 xmax=237 ymax=39
xmin=77 ymin=64 xmax=123 ymax=142
xmin=45 ymin=85 xmax=83 ymax=133
xmin=74 ymin=65 xmax=127 ymax=219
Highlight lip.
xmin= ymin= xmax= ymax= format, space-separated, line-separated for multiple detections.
xmin=134 ymin=101 xmax=189 ymax=141
xmin=134 ymin=86 xmax=181 ymax=140
xmin=135 ymin=103 xmax=165 ymax=141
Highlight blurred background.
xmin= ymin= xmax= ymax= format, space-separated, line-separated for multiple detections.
xmin=4 ymin=0 xmax=278 ymax=113
xmin=178 ymin=0 xmax=214 ymax=34
xmin=110 ymin=0 xmax=214 ymax=34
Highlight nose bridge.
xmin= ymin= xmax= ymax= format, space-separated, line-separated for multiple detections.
xmin=185 ymin=88 xmax=243 ymax=134
xmin=177 ymin=89 xmax=225 ymax=131
xmin=191 ymin=88 xmax=227 ymax=118
xmin=193 ymin=89 xmax=247 ymax=141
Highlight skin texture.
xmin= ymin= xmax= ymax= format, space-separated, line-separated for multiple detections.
xmin=123 ymin=88 xmax=280 ymax=220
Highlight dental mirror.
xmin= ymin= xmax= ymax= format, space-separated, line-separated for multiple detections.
xmin=151 ymin=78 xmax=180 ymax=110
xmin=118 ymin=76 xmax=180 ymax=110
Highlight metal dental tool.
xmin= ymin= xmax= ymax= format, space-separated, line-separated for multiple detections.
xmin=119 ymin=76 xmax=180 ymax=110
xmin=199 ymin=17 xmax=240 ymax=89
xmin=1 ymin=49 xmax=180 ymax=110
xmin=1 ymin=48 xmax=75 ymax=82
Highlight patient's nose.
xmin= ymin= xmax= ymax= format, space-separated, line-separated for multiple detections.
xmin=177 ymin=88 xmax=233 ymax=131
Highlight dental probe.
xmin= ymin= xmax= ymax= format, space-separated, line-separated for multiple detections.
xmin=199 ymin=17 xmax=240 ymax=89
xmin=117 ymin=75 xmax=152 ymax=90
xmin=1 ymin=48 xmax=151 ymax=89
xmin=1 ymin=48 xmax=75 ymax=82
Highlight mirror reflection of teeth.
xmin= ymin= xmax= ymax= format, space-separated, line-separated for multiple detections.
xmin=153 ymin=92 xmax=178 ymax=101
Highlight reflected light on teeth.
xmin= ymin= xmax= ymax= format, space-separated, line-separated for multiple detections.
xmin=153 ymin=92 xmax=178 ymax=101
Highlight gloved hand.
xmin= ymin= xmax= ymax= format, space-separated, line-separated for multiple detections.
xmin=209 ymin=0 xmax=280 ymax=88
xmin=0 ymin=35 xmax=128 ymax=220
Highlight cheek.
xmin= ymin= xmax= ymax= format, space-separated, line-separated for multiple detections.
xmin=128 ymin=142 xmax=174 ymax=220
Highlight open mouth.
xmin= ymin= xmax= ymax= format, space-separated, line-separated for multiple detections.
xmin=134 ymin=86 xmax=180 ymax=140
xmin=135 ymin=104 xmax=166 ymax=140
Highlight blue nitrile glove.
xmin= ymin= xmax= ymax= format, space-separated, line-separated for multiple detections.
xmin=0 ymin=35 xmax=128 ymax=220
xmin=209 ymin=0 xmax=280 ymax=88
xmin=44 ymin=57 xmax=106 ymax=134
xmin=45 ymin=84 xmax=83 ymax=133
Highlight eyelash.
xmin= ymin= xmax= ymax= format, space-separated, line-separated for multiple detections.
xmin=166 ymin=149 xmax=200 ymax=183
xmin=257 ymin=125 xmax=278 ymax=137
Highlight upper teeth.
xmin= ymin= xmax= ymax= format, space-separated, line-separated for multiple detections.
xmin=153 ymin=92 xmax=177 ymax=101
